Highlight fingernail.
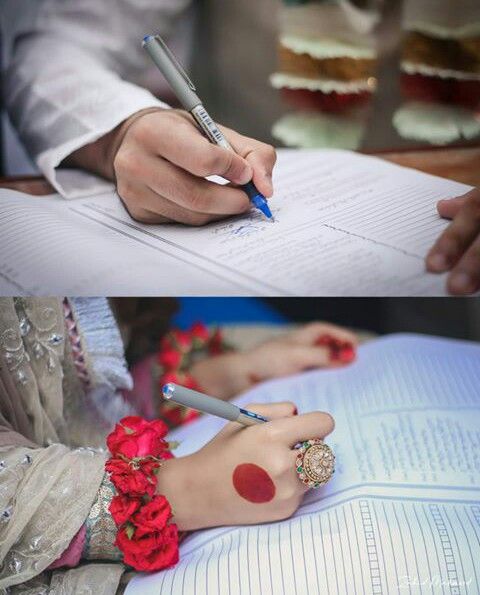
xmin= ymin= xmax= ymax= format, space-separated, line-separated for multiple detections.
xmin=292 ymin=407 xmax=298 ymax=416
xmin=449 ymin=271 xmax=473 ymax=294
xmin=339 ymin=346 xmax=356 ymax=364
xmin=428 ymin=253 xmax=449 ymax=272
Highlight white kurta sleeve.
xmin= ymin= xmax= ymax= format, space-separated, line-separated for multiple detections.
xmin=4 ymin=0 xmax=192 ymax=198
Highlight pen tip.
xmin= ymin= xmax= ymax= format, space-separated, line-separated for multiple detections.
xmin=250 ymin=193 xmax=274 ymax=221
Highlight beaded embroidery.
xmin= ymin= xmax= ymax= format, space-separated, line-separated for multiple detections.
xmin=0 ymin=300 xmax=64 ymax=387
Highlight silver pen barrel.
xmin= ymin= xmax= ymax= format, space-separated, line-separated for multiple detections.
xmin=142 ymin=35 xmax=201 ymax=112
xmin=162 ymin=383 xmax=240 ymax=422
xmin=162 ymin=384 xmax=268 ymax=426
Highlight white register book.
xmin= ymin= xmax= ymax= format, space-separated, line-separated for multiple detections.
xmin=0 ymin=150 xmax=472 ymax=296
xmin=126 ymin=334 xmax=480 ymax=595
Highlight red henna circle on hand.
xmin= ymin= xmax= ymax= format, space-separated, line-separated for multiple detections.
xmin=232 ymin=463 xmax=276 ymax=503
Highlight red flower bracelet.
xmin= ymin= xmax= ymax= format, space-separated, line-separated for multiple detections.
xmin=157 ymin=323 xmax=231 ymax=427
xmin=105 ymin=416 xmax=179 ymax=571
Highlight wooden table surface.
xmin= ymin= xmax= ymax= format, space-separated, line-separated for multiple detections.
xmin=1 ymin=145 xmax=479 ymax=195
xmin=378 ymin=146 xmax=480 ymax=188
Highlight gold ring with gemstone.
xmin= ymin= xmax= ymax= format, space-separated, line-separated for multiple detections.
xmin=295 ymin=439 xmax=335 ymax=489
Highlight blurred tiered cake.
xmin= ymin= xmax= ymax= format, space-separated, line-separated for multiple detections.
xmin=270 ymin=0 xmax=379 ymax=149
xmin=394 ymin=0 xmax=480 ymax=145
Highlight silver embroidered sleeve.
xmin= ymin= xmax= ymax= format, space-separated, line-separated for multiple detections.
xmin=83 ymin=473 xmax=122 ymax=561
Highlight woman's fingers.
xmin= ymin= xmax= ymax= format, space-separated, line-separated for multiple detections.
xmin=268 ymin=411 xmax=335 ymax=448
xmin=289 ymin=322 xmax=357 ymax=347
xmin=217 ymin=402 xmax=297 ymax=439
xmin=287 ymin=344 xmax=332 ymax=369
xmin=245 ymin=401 xmax=298 ymax=420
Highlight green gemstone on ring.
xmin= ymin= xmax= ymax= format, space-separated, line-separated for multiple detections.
xmin=297 ymin=466 xmax=303 ymax=472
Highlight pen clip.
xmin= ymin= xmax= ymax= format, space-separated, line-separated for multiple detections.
xmin=153 ymin=35 xmax=197 ymax=91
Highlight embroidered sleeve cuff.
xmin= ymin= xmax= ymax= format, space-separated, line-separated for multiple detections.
xmin=83 ymin=473 xmax=123 ymax=561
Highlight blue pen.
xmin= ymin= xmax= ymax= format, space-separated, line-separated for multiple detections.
xmin=142 ymin=34 xmax=274 ymax=221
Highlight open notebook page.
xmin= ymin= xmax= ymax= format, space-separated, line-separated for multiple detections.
xmin=71 ymin=149 xmax=470 ymax=296
xmin=1 ymin=150 xmax=470 ymax=296
xmin=0 ymin=191 xmax=242 ymax=295
xmin=126 ymin=334 xmax=480 ymax=595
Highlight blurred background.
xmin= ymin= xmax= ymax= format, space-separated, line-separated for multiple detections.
xmin=2 ymin=0 xmax=479 ymax=175
xmin=193 ymin=0 xmax=480 ymax=151
xmin=113 ymin=297 xmax=480 ymax=365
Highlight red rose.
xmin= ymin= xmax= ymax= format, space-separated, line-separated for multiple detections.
xmin=107 ymin=416 xmax=170 ymax=459
xmin=115 ymin=523 xmax=179 ymax=571
xmin=158 ymin=349 xmax=182 ymax=371
xmin=132 ymin=494 xmax=172 ymax=537
xmin=161 ymin=371 xmax=179 ymax=386
xmin=159 ymin=335 xmax=173 ymax=352
xmin=171 ymin=329 xmax=191 ymax=350
xmin=161 ymin=407 xmax=183 ymax=427
xmin=190 ymin=322 xmax=209 ymax=342
xmin=160 ymin=449 xmax=174 ymax=460
xmin=208 ymin=328 xmax=224 ymax=355
xmin=139 ymin=458 xmax=164 ymax=474
xmin=109 ymin=494 xmax=142 ymax=526
xmin=162 ymin=403 xmax=200 ymax=428
xmin=106 ymin=458 xmax=158 ymax=497
xmin=181 ymin=408 xmax=201 ymax=425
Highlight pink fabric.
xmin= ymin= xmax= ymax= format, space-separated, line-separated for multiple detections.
xmin=123 ymin=354 xmax=157 ymax=419
xmin=48 ymin=524 xmax=87 ymax=569
xmin=63 ymin=299 xmax=92 ymax=390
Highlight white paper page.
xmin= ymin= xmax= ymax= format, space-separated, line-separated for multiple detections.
xmin=72 ymin=150 xmax=471 ymax=296
xmin=129 ymin=499 xmax=479 ymax=595
xmin=0 ymin=151 xmax=470 ymax=296
xmin=127 ymin=335 xmax=480 ymax=595
xmin=0 ymin=192 xmax=244 ymax=295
